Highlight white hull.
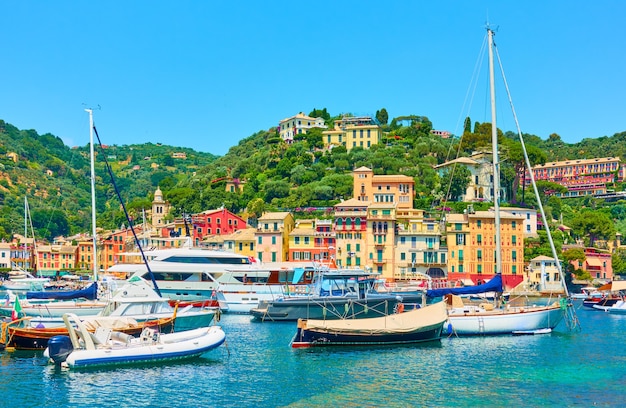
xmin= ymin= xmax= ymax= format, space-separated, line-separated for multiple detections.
xmin=447 ymin=304 xmax=564 ymax=335
xmin=217 ymin=283 xmax=290 ymax=313
xmin=45 ymin=314 xmax=225 ymax=369
xmin=606 ymin=300 xmax=626 ymax=314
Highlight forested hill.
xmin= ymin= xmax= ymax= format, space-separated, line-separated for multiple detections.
xmin=1 ymin=114 xmax=626 ymax=244
xmin=0 ymin=119 xmax=217 ymax=240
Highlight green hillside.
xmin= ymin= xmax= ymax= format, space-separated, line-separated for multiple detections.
xmin=2 ymin=113 xmax=626 ymax=255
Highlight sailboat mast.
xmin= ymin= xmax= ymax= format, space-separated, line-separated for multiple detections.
xmin=488 ymin=28 xmax=502 ymax=275
xmin=86 ymin=108 xmax=98 ymax=281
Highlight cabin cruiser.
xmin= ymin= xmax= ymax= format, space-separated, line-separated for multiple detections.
xmin=250 ymin=269 xmax=423 ymax=322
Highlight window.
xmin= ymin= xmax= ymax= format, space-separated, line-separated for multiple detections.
xmin=512 ymin=221 xmax=517 ymax=229
xmin=456 ymin=234 xmax=465 ymax=245
xmin=257 ymin=237 xmax=262 ymax=245
xmin=271 ymin=236 xmax=276 ymax=245
xmin=477 ymin=234 xmax=482 ymax=245
xmin=477 ymin=220 xmax=482 ymax=228
xmin=455 ymin=223 xmax=462 ymax=231
xmin=477 ymin=249 xmax=482 ymax=261
xmin=295 ymin=237 xmax=300 ymax=245
xmin=512 ymin=250 xmax=517 ymax=262
xmin=458 ymin=250 xmax=464 ymax=261
xmin=512 ymin=235 xmax=517 ymax=245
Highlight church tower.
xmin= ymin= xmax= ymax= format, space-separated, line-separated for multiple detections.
xmin=151 ymin=186 xmax=170 ymax=227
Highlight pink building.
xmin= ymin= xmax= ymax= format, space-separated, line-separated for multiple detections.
xmin=564 ymin=245 xmax=613 ymax=281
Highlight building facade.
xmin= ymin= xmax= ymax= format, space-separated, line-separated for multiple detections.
xmin=446 ymin=209 xmax=525 ymax=290
xmin=278 ymin=112 xmax=327 ymax=143
xmin=256 ymin=212 xmax=295 ymax=263
xmin=322 ymin=116 xmax=382 ymax=152
xmin=528 ymin=157 xmax=626 ymax=198
xmin=333 ymin=199 xmax=368 ymax=269
xmin=353 ymin=166 xmax=414 ymax=209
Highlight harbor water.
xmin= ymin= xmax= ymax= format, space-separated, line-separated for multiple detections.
xmin=0 ymin=301 xmax=622 ymax=407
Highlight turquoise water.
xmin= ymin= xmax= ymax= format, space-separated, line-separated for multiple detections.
xmin=0 ymin=302 xmax=622 ymax=408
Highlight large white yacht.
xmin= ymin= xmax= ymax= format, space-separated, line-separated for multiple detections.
xmin=107 ymin=247 xmax=269 ymax=301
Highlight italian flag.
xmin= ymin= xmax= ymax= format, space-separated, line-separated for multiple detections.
xmin=11 ymin=295 xmax=22 ymax=321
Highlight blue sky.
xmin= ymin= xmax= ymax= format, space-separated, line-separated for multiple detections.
xmin=1 ymin=1 xmax=625 ymax=156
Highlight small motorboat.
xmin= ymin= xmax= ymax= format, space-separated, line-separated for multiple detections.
xmin=45 ymin=313 xmax=225 ymax=369
xmin=290 ymin=301 xmax=448 ymax=348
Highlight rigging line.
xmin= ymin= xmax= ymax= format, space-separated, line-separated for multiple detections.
xmin=438 ymin=33 xmax=489 ymax=219
xmin=493 ymin=43 xmax=580 ymax=329
xmin=91 ymin=124 xmax=162 ymax=297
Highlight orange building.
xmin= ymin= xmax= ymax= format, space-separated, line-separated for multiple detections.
xmin=352 ymin=166 xmax=414 ymax=209
xmin=446 ymin=209 xmax=525 ymax=290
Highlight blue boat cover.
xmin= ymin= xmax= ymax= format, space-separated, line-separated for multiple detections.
xmin=26 ymin=282 xmax=98 ymax=300
xmin=426 ymin=274 xmax=503 ymax=298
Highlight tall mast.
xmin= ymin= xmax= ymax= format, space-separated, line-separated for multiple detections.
xmin=488 ymin=27 xmax=502 ymax=275
xmin=85 ymin=108 xmax=98 ymax=281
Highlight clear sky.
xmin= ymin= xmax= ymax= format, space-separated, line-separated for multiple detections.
xmin=1 ymin=1 xmax=625 ymax=156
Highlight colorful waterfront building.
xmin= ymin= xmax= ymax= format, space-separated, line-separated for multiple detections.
xmin=76 ymin=237 xmax=95 ymax=274
xmin=256 ymin=212 xmax=295 ymax=263
xmin=322 ymin=116 xmax=382 ymax=152
xmin=35 ymin=244 xmax=78 ymax=277
xmin=446 ymin=209 xmax=525 ymax=290
xmin=99 ymin=228 xmax=140 ymax=272
xmin=278 ymin=112 xmax=327 ymax=144
xmin=288 ymin=219 xmax=335 ymax=265
xmin=527 ymin=255 xmax=564 ymax=293
xmin=365 ymin=202 xmax=398 ymax=279
xmin=333 ymin=198 xmax=368 ymax=269
xmin=8 ymin=235 xmax=35 ymax=272
xmin=394 ymin=208 xmax=447 ymax=282
xmin=353 ymin=166 xmax=414 ymax=209
xmin=223 ymin=227 xmax=257 ymax=258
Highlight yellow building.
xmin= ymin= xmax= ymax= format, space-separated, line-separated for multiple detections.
xmin=365 ymin=202 xmax=398 ymax=279
xmin=322 ymin=116 xmax=382 ymax=152
xmin=223 ymin=227 xmax=256 ymax=258
xmin=288 ymin=219 xmax=316 ymax=262
xmin=256 ymin=212 xmax=295 ymax=263
xmin=76 ymin=238 xmax=95 ymax=273
xmin=353 ymin=167 xmax=414 ymax=209
xmin=394 ymin=209 xmax=447 ymax=282
xmin=333 ymin=198 xmax=368 ymax=268
xmin=446 ymin=209 xmax=525 ymax=290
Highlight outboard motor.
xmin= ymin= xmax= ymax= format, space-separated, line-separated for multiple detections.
xmin=47 ymin=335 xmax=74 ymax=364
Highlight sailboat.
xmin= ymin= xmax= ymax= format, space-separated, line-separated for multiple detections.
xmin=426 ymin=27 xmax=573 ymax=335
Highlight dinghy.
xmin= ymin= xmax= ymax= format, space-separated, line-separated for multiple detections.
xmin=45 ymin=313 xmax=225 ymax=369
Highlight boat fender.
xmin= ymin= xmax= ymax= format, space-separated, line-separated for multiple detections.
xmin=395 ymin=303 xmax=405 ymax=314
xmin=447 ymin=322 xmax=453 ymax=335
xmin=110 ymin=331 xmax=133 ymax=344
